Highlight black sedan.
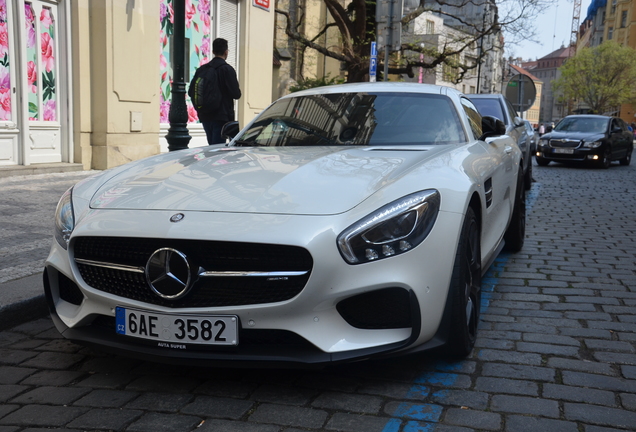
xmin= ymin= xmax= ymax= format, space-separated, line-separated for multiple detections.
xmin=535 ymin=115 xmax=633 ymax=168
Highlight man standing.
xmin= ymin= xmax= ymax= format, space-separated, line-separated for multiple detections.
xmin=189 ymin=38 xmax=241 ymax=144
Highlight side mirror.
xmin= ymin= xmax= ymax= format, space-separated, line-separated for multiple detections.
xmin=221 ymin=121 xmax=240 ymax=140
xmin=479 ymin=115 xmax=506 ymax=140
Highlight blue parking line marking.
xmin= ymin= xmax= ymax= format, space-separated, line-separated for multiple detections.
xmin=414 ymin=372 xmax=459 ymax=387
xmin=391 ymin=403 xmax=444 ymax=422
xmin=382 ymin=418 xmax=402 ymax=432
xmin=403 ymin=421 xmax=437 ymax=432
xmin=380 ymin=184 xmax=540 ymax=431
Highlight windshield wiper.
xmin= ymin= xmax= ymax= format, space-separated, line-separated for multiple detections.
xmin=231 ymin=140 xmax=266 ymax=147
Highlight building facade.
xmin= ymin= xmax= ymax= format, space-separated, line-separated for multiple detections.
xmin=0 ymin=0 xmax=276 ymax=170
xmin=522 ymin=46 xmax=573 ymax=123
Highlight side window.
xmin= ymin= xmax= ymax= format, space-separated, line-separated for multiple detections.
xmin=505 ymin=99 xmax=519 ymax=124
xmin=461 ymin=98 xmax=483 ymax=139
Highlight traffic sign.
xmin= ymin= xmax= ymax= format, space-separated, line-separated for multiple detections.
xmin=505 ymin=74 xmax=537 ymax=113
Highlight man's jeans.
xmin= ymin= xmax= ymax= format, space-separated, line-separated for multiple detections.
xmin=202 ymin=120 xmax=227 ymax=145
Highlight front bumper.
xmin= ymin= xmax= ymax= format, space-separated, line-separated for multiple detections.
xmin=43 ymin=209 xmax=463 ymax=366
xmin=536 ymin=145 xmax=602 ymax=162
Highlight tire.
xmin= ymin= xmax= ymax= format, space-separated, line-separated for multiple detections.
xmin=446 ymin=206 xmax=481 ymax=358
xmin=535 ymin=155 xmax=550 ymax=166
xmin=620 ymin=145 xmax=633 ymax=166
xmin=599 ymin=147 xmax=611 ymax=169
xmin=503 ymin=169 xmax=526 ymax=252
xmin=524 ymin=159 xmax=533 ymax=190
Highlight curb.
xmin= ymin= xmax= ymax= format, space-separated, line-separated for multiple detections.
xmin=0 ymin=162 xmax=85 ymax=179
xmin=0 ymin=295 xmax=48 ymax=331
xmin=0 ymin=273 xmax=50 ymax=331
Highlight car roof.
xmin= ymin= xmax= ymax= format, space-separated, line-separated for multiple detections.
xmin=563 ymin=114 xmax=611 ymax=120
xmin=282 ymin=82 xmax=461 ymax=98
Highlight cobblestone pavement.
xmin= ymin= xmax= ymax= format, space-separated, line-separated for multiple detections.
xmin=0 ymin=159 xmax=635 ymax=431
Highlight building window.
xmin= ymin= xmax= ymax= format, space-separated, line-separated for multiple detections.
xmin=608 ymin=27 xmax=613 ymax=40
xmin=443 ymin=54 xmax=459 ymax=82
xmin=426 ymin=20 xmax=435 ymax=34
xmin=611 ymin=0 xmax=617 ymax=14
xmin=621 ymin=10 xmax=628 ymax=28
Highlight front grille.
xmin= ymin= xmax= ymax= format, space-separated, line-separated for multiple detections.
xmin=549 ymin=139 xmax=581 ymax=148
xmin=73 ymin=237 xmax=313 ymax=308
xmin=337 ymin=288 xmax=412 ymax=329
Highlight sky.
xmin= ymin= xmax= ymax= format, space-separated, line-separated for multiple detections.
xmin=505 ymin=0 xmax=592 ymax=61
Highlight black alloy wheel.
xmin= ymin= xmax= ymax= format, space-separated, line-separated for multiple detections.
xmin=503 ymin=169 xmax=526 ymax=252
xmin=620 ymin=145 xmax=633 ymax=166
xmin=599 ymin=147 xmax=612 ymax=169
xmin=446 ymin=207 xmax=481 ymax=358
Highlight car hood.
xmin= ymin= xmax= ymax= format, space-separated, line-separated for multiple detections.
xmin=543 ymin=131 xmax=605 ymax=142
xmin=87 ymin=145 xmax=447 ymax=215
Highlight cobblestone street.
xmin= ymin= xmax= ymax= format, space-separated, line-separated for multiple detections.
xmin=0 ymin=159 xmax=635 ymax=431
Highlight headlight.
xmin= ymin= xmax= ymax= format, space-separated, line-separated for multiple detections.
xmin=337 ymin=190 xmax=440 ymax=264
xmin=583 ymin=141 xmax=602 ymax=148
xmin=54 ymin=187 xmax=75 ymax=250
xmin=538 ymin=138 xmax=549 ymax=146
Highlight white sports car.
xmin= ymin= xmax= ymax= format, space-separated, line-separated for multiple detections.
xmin=44 ymin=83 xmax=525 ymax=366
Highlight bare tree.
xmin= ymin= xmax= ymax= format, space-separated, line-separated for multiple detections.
xmin=275 ymin=0 xmax=555 ymax=83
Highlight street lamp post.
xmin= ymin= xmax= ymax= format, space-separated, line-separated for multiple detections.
xmin=166 ymin=0 xmax=191 ymax=151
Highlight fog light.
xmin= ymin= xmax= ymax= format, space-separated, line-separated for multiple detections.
xmin=590 ymin=155 xmax=599 ymax=160
xmin=536 ymin=151 xmax=542 ymax=157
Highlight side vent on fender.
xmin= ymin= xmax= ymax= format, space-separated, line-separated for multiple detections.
xmin=484 ymin=178 xmax=493 ymax=208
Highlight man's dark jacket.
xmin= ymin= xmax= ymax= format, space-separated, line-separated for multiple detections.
xmin=191 ymin=57 xmax=241 ymax=123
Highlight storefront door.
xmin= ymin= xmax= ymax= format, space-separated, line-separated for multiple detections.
xmin=0 ymin=0 xmax=65 ymax=166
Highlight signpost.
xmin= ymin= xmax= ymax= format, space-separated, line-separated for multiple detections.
xmin=369 ymin=42 xmax=377 ymax=82
xmin=376 ymin=0 xmax=403 ymax=81
xmin=505 ymin=74 xmax=537 ymax=115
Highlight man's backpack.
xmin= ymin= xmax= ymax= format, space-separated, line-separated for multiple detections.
xmin=188 ymin=62 xmax=222 ymax=114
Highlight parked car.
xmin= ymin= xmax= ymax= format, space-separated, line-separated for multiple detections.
xmin=536 ymin=115 xmax=633 ymax=168
xmin=44 ymin=83 xmax=525 ymax=366
xmin=467 ymin=93 xmax=534 ymax=190
xmin=524 ymin=120 xmax=540 ymax=154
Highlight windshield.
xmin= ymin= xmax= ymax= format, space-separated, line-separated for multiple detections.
xmin=235 ymin=92 xmax=467 ymax=147
xmin=555 ymin=117 xmax=608 ymax=134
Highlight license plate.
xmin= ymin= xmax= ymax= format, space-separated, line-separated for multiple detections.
xmin=554 ymin=148 xmax=574 ymax=154
xmin=115 ymin=307 xmax=238 ymax=346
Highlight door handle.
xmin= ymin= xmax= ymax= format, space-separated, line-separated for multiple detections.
xmin=505 ymin=146 xmax=513 ymax=154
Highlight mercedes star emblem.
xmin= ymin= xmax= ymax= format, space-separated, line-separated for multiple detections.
xmin=170 ymin=213 xmax=185 ymax=223
xmin=145 ymin=248 xmax=192 ymax=299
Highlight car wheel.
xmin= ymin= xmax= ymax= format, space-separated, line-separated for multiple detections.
xmin=599 ymin=147 xmax=611 ymax=169
xmin=620 ymin=145 xmax=633 ymax=166
xmin=535 ymin=155 xmax=550 ymax=166
xmin=503 ymin=169 xmax=526 ymax=252
xmin=446 ymin=206 xmax=481 ymax=358
xmin=524 ymin=160 xmax=533 ymax=190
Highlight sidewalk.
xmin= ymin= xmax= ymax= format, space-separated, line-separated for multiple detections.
xmin=0 ymin=164 xmax=97 ymax=329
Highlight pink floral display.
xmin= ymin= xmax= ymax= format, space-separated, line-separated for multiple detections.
xmin=159 ymin=0 xmax=211 ymax=124
xmin=40 ymin=6 xmax=56 ymax=121
xmin=43 ymin=100 xmax=56 ymax=121
xmin=41 ymin=32 xmax=55 ymax=73
xmin=0 ymin=87 xmax=10 ymax=120
xmin=0 ymin=0 xmax=10 ymax=120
